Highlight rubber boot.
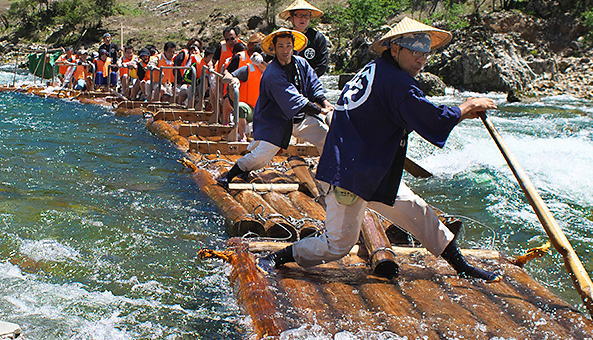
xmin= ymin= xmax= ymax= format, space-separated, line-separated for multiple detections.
xmin=441 ymin=240 xmax=500 ymax=282
xmin=257 ymin=245 xmax=295 ymax=274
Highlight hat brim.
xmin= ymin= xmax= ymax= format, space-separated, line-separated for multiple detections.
xmin=371 ymin=30 xmax=451 ymax=54
xmin=261 ymin=29 xmax=308 ymax=55
xmin=371 ymin=17 xmax=452 ymax=54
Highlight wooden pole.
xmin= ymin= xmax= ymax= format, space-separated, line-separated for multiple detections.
xmin=360 ymin=210 xmax=399 ymax=278
xmin=479 ymin=112 xmax=593 ymax=317
xmin=262 ymin=191 xmax=320 ymax=239
xmin=198 ymin=239 xmax=287 ymax=337
xmin=404 ymin=157 xmax=433 ymax=178
xmin=233 ymin=190 xmax=296 ymax=239
xmin=287 ymin=156 xmax=320 ymax=198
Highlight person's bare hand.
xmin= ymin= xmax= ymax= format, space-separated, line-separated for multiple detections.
xmin=458 ymin=97 xmax=497 ymax=121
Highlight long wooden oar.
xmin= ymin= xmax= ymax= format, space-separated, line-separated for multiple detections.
xmin=404 ymin=157 xmax=433 ymax=178
xmin=479 ymin=112 xmax=593 ymax=317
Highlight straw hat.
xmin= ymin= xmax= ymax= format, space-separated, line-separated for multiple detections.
xmin=261 ymin=28 xmax=308 ymax=55
xmin=371 ymin=17 xmax=452 ymax=54
xmin=248 ymin=32 xmax=266 ymax=44
xmin=279 ymin=0 xmax=324 ymax=20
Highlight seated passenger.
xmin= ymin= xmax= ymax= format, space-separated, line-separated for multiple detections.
xmin=72 ymin=49 xmax=93 ymax=91
xmin=55 ymin=47 xmax=77 ymax=87
xmin=118 ymin=45 xmax=137 ymax=98
xmin=94 ymin=49 xmax=118 ymax=89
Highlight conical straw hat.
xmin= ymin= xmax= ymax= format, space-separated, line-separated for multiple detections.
xmin=261 ymin=28 xmax=308 ymax=55
xmin=279 ymin=0 xmax=324 ymax=20
xmin=371 ymin=17 xmax=452 ymax=54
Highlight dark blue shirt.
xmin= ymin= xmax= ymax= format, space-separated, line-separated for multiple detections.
xmin=253 ymin=55 xmax=326 ymax=148
xmin=316 ymin=54 xmax=461 ymax=205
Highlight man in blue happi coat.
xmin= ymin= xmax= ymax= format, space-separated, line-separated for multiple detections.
xmin=218 ymin=28 xmax=334 ymax=187
xmin=261 ymin=18 xmax=501 ymax=281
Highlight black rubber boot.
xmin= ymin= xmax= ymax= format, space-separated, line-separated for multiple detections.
xmin=217 ymin=163 xmax=247 ymax=189
xmin=441 ymin=240 xmax=500 ymax=282
xmin=257 ymin=245 xmax=295 ymax=274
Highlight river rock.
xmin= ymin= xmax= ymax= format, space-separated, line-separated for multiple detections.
xmin=0 ymin=321 xmax=21 ymax=339
xmin=426 ymin=27 xmax=537 ymax=93
xmin=415 ymin=72 xmax=446 ymax=96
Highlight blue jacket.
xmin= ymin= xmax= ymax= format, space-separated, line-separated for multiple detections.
xmin=253 ymin=56 xmax=326 ymax=148
xmin=316 ymin=54 xmax=461 ymax=205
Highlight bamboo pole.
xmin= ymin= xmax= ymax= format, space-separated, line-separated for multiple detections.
xmin=479 ymin=112 xmax=593 ymax=317
xmin=287 ymin=191 xmax=325 ymax=221
xmin=228 ymin=183 xmax=299 ymax=192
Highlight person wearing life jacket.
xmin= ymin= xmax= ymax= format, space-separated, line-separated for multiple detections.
xmin=280 ymin=0 xmax=329 ymax=76
xmin=259 ymin=18 xmax=502 ymax=283
xmin=130 ymin=48 xmax=152 ymax=100
xmin=72 ymin=49 xmax=93 ymax=91
xmin=150 ymin=41 xmax=177 ymax=102
xmin=213 ymin=26 xmax=244 ymax=73
xmin=223 ymin=32 xmax=265 ymax=78
xmin=177 ymin=44 xmax=207 ymax=105
xmin=217 ymin=28 xmax=333 ymax=188
xmin=94 ymin=49 xmax=117 ymax=89
xmin=118 ymin=45 xmax=137 ymax=98
xmin=174 ymin=39 xmax=200 ymax=84
xmin=222 ymin=52 xmax=268 ymax=141
xmin=55 ymin=47 xmax=77 ymax=87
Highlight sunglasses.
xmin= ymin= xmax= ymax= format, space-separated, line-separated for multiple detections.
xmin=293 ymin=13 xmax=311 ymax=19
xmin=404 ymin=47 xmax=432 ymax=59
xmin=224 ymin=36 xmax=236 ymax=42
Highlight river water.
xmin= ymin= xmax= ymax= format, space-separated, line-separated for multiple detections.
xmin=0 ymin=70 xmax=591 ymax=338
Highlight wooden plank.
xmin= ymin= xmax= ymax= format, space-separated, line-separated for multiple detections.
xmin=178 ymin=123 xmax=234 ymax=137
xmin=189 ymin=140 xmax=319 ymax=157
xmin=228 ymin=183 xmax=300 ymax=192
xmin=154 ymin=109 xmax=213 ymax=122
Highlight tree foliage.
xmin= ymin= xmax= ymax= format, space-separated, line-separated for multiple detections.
xmin=7 ymin=0 xmax=117 ymax=35
xmin=324 ymin=0 xmax=410 ymax=48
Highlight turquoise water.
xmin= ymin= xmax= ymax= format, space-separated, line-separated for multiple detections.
xmin=0 ymin=72 xmax=591 ymax=338
xmin=0 ymin=91 xmax=243 ymax=338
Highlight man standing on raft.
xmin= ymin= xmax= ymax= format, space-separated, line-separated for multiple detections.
xmin=218 ymin=28 xmax=333 ymax=187
xmin=260 ymin=18 xmax=501 ymax=282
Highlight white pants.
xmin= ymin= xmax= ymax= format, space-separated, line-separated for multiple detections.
xmin=292 ymin=181 xmax=455 ymax=267
xmin=237 ymin=115 xmax=328 ymax=172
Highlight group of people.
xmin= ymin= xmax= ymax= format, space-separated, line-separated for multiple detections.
xmin=57 ymin=0 xmax=501 ymax=280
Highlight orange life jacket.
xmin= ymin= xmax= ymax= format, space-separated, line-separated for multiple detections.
xmin=239 ymin=63 xmax=262 ymax=109
xmin=178 ymin=49 xmax=191 ymax=77
xmin=215 ymin=39 xmax=245 ymax=73
xmin=139 ymin=60 xmax=151 ymax=81
xmin=119 ymin=55 xmax=135 ymax=77
xmin=237 ymin=51 xmax=251 ymax=69
xmin=57 ymin=54 xmax=76 ymax=75
xmin=95 ymin=57 xmax=112 ymax=75
xmin=195 ymin=58 xmax=209 ymax=79
xmin=73 ymin=63 xmax=89 ymax=80
xmin=157 ymin=54 xmax=175 ymax=83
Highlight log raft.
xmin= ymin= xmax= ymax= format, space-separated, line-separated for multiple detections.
xmin=201 ymin=241 xmax=593 ymax=338
xmin=4 ymin=85 xmax=593 ymax=338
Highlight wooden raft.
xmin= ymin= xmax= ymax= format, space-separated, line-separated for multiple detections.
xmin=201 ymin=240 xmax=593 ymax=338
xmin=6 ymin=85 xmax=593 ymax=338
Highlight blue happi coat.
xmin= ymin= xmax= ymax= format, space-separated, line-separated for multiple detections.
xmin=253 ymin=56 xmax=326 ymax=148
xmin=316 ymin=54 xmax=461 ymax=205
